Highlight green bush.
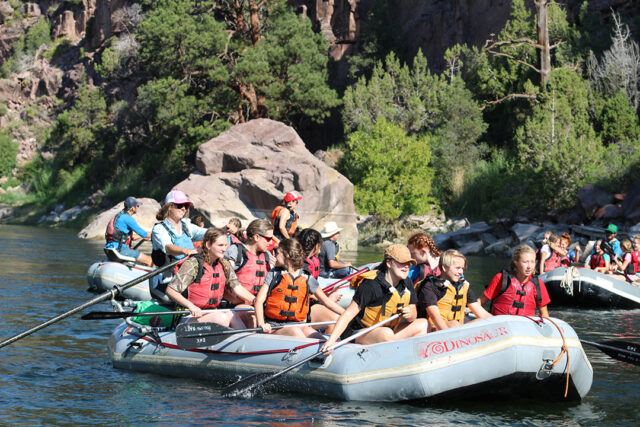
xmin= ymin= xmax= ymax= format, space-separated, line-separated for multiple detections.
xmin=340 ymin=119 xmax=436 ymax=219
xmin=0 ymin=134 xmax=18 ymax=177
xmin=24 ymin=18 xmax=51 ymax=53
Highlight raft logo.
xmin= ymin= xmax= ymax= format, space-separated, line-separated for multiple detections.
xmin=416 ymin=327 xmax=509 ymax=359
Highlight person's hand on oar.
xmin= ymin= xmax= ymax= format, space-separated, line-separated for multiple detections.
xmin=258 ymin=322 xmax=272 ymax=334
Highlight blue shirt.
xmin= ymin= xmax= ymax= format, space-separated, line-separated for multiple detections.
xmin=105 ymin=213 xmax=148 ymax=249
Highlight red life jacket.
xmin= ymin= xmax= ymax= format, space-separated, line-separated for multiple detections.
xmin=590 ymin=253 xmax=606 ymax=269
xmin=175 ymin=255 xmax=226 ymax=309
xmin=105 ymin=212 xmax=131 ymax=249
xmin=233 ymin=244 xmax=270 ymax=295
xmin=229 ymin=233 xmax=242 ymax=245
xmin=544 ymin=250 xmax=562 ymax=272
xmin=304 ymin=256 xmax=320 ymax=279
xmin=560 ymin=255 xmax=571 ymax=267
xmin=625 ymin=251 xmax=640 ymax=275
xmin=488 ymin=271 xmax=543 ymax=316
xmin=412 ymin=263 xmax=441 ymax=287
xmin=264 ymin=270 xmax=310 ymax=322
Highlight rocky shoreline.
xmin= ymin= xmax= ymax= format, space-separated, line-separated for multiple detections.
xmin=357 ymin=213 xmax=640 ymax=262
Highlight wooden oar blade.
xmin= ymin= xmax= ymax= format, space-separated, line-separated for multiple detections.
xmin=222 ymin=372 xmax=274 ymax=398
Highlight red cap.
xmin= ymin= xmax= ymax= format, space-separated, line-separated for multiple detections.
xmin=283 ymin=191 xmax=302 ymax=203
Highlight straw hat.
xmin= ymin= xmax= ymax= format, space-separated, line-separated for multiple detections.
xmin=384 ymin=244 xmax=417 ymax=265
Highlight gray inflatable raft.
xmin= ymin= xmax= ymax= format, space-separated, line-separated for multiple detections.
xmin=87 ymin=261 xmax=154 ymax=301
xmin=109 ymin=315 xmax=592 ymax=402
xmin=540 ymin=267 xmax=640 ymax=309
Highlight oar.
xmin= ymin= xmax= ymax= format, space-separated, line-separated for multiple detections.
xmin=222 ymin=313 xmax=402 ymax=398
xmin=321 ymin=266 xmax=369 ymax=294
xmin=81 ymin=307 xmax=255 ymax=320
xmin=132 ymin=238 xmax=148 ymax=250
xmin=581 ymin=339 xmax=640 ymax=366
xmin=0 ymin=258 xmax=181 ymax=349
xmin=176 ymin=321 xmax=336 ymax=349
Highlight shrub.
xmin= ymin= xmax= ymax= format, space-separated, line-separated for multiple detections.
xmin=0 ymin=134 xmax=18 ymax=177
xmin=341 ymin=119 xmax=436 ymax=219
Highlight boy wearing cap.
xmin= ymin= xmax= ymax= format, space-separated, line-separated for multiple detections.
xmin=320 ymin=244 xmax=428 ymax=351
xmin=604 ymin=224 xmax=623 ymax=258
xmin=105 ymin=196 xmax=153 ymax=266
xmin=416 ymin=249 xmax=491 ymax=331
xmin=271 ymin=191 xmax=302 ymax=243
xmin=318 ymin=221 xmax=353 ymax=279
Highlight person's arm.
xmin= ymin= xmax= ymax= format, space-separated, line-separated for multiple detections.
xmin=479 ymin=295 xmax=490 ymax=306
xmin=166 ymin=259 xmax=200 ymax=316
xmin=125 ymin=216 xmax=149 ymax=239
xmin=426 ymin=305 xmax=449 ymax=330
xmin=328 ymin=259 xmax=353 ymax=269
xmin=320 ymin=301 xmax=360 ymax=353
xmin=254 ymin=281 xmax=271 ymax=333
xmin=186 ymin=221 xmax=208 ymax=242
xmin=538 ymin=305 xmax=549 ymax=317
xmin=314 ymin=288 xmax=345 ymax=315
xmin=468 ymin=301 xmax=492 ymax=319
xmin=165 ymin=244 xmax=198 ymax=257
xmin=277 ymin=209 xmax=291 ymax=239
xmin=615 ymin=254 xmax=631 ymax=272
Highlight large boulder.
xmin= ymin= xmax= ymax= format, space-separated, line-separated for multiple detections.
xmin=577 ymin=184 xmax=612 ymax=219
xmin=77 ymin=197 xmax=160 ymax=239
xmin=176 ymin=119 xmax=358 ymax=250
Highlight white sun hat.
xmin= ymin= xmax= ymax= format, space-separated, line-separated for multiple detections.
xmin=320 ymin=221 xmax=343 ymax=238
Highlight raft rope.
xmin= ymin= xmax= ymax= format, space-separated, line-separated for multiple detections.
xmin=559 ymin=266 xmax=581 ymax=296
xmin=527 ymin=316 xmax=571 ymax=398
xmin=129 ymin=327 xmax=324 ymax=356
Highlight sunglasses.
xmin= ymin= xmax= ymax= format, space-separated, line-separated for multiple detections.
xmin=174 ymin=203 xmax=190 ymax=209
xmin=260 ymin=234 xmax=273 ymax=242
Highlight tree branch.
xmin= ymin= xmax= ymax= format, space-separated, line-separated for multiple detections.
xmin=481 ymin=93 xmax=538 ymax=110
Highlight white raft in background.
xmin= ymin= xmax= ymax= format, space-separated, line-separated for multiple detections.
xmin=87 ymin=261 xmax=154 ymax=301
xmin=109 ymin=315 xmax=593 ymax=402
xmin=541 ymin=267 xmax=640 ymax=309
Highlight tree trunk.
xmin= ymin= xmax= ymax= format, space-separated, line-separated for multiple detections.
xmin=535 ymin=0 xmax=551 ymax=87
xmin=249 ymin=0 xmax=261 ymax=45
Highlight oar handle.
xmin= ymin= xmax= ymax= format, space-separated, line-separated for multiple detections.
xmin=249 ymin=313 xmax=402 ymax=390
xmin=322 ymin=267 xmax=368 ymax=293
xmin=0 ymin=258 xmax=181 ymax=349
xmin=132 ymin=238 xmax=147 ymax=250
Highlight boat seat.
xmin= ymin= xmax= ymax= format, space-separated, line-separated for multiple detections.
xmin=104 ymin=248 xmax=137 ymax=266
xmin=149 ymin=275 xmax=174 ymax=304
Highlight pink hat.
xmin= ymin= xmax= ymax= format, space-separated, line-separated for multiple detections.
xmin=283 ymin=191 xmax=302 ymax=203
xmin=164 ymin=190 xmax=193 ymax=206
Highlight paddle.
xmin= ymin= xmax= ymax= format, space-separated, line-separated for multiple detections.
xmin=321 ymin=266 xmax=369 ymax=294
xmin=176 ymin=320 xmax=337 ymax=349
xmin=581 ymin=339 xmax=640 ymax=366
xmin=0 ymin=258 xmax=181 ymax=349
xmin=81 ymin=307 xmax=254 ymax=320
xmin=132 ymin=238 xmax=148 ymax=250
xmin=222 ymin=313 xmax=402 ymax=398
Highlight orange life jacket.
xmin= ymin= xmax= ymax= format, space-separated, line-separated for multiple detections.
xmin=270 ymin=206 xmax=298 ymax=237
xmin=264 ymin=270 xmax=310 ymax=322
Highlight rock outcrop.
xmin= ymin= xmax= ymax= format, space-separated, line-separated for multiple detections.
xmin=177 ymin=119 xmax=358 ymax=250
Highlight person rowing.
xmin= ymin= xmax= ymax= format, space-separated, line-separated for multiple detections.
xmin=254 ymin=239 xmax=344 ymax=338
xmin=104 ymin=196 xmax=154 ymax=266
xmin=166 ymin=228 xmax=255 ymax=327
xmin=320 ymin=244 xmax=428 ymax=352
xmin=224 ymin=218 xmax=274 ymax=305
xmin=149 ymin=190 xmax=208 ymax=297
xmin=318 ymin=221 xmax=353 ymax=279
xmin=480 ymin=245 xmax=551 ymax=317
xmin=416 ymin=249 xmax=491 ymax=331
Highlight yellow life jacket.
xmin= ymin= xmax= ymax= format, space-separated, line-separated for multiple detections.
xmin=350 ymin=270 xmax=378 ymax=289
xmin=430 ymin=279 xmax=469 ymax=326
xmin=360 ymin=286 xmax=411 ymax=329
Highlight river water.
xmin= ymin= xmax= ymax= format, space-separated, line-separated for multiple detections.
xmin=0 ymin=225 xmax=638 ymax=425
